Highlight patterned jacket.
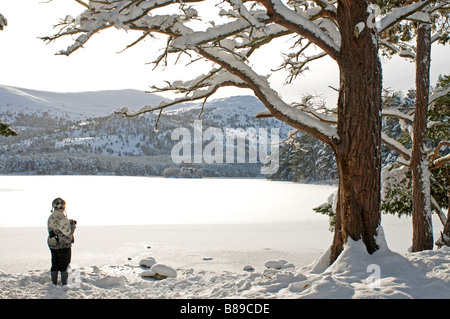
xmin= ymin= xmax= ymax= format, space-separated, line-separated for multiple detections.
xmin=47 ymin=210 xmax=76 ymax=249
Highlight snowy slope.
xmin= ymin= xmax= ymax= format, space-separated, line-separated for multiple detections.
xmin=165 ymin=95 xmax=269 ymax=126
xmin=2 ymin=244 xmax=449 ymax=299
xmin=0 ymin=84 xmax=165 ymax=119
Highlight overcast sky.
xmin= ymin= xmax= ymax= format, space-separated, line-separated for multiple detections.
xmin=0 ymin=0 xmax=449 ymax=106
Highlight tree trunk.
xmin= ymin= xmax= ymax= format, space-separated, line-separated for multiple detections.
xmin=330 ymin=1 xmax=382 ymax=264
xmin=411 ymin=22 xmax=433 ymax=252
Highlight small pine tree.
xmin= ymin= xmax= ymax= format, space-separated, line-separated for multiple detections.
xmin=266 ymin=132 xmax=337 ymax=184
xmin=0 ymin=120 xmax=18 ymax=137
xmin=381 ymin=76 xmax=449 ymax=220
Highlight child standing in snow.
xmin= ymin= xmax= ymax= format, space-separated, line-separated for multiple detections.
xmin=47 ymin=197 xmax=76 ymax=286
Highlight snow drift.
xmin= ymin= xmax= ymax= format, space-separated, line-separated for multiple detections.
xmin=1 ymin=233 xmax=449 ymax=299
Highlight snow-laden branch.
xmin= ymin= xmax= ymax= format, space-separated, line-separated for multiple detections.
xmin=170 ymin=13 xmax=270 ymax=51
xmin=377 ymin=0 xmax=431 ymax=34
xmin=382 ymin=85 xmax=448 ymax=123
xmin=382 ymin=107 xmax=413 ymax=123
xmin=431 ymin=196 xmax=448 ymax=226
xmin=430 ymin=141 xmax=450 ymax=171
xmin=234 ymin=24 xmax=291 ymax=53
xmin=381 ymin=132 xmax=411 ymax=161
xmin=197 ymin=45 xmax=338 ymax=143
xmin=379 ymin=0 xmax=447 ymax=62
xmin=259 ymin=0 xmax=340 ymax=60
xmin=169 ymin=3 xmax=337 ymax=54
xmin=256 ymin=96 xmax=338 ymax=126
xmin=379 ymin=39 xmax=416 ymax=59
xmin=117 ymin=68 xmax=249 ymax=118
xmin=381 ymin=30 xmax=442 ymax=60
xmin=431 ymin=153 xmax=450 ymax=170
xmin=311 ymin=0 xmax=337 ymax=17
xmin=120 ymin=40 xmax=339 ymax=143
xmin=429 ymin=86 xmax=450 ymax=105
xmin=405 ymin=11 xmax=431 ymax=24
xmin=44 ymin=0 xmax=343 ymax=144
xmin=43 ymin=0 xmax=200 ymax=55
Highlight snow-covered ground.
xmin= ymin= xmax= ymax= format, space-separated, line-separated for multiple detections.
xmin=0 ymin=176 xmax=449 ymax=299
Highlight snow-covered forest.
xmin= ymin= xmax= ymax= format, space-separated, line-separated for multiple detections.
xmin=0 ymin=89 xmax=291 ymax=177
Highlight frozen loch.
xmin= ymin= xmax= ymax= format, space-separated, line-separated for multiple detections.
xmin=0 ymin=175 xmax=448 ymax=299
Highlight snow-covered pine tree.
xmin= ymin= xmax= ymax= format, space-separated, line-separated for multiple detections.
xmin=428 ymin=75 xmax=450 ymax=247
xmin=381 ymin=76 xmax=450 ymax=249
xmin=45 ymin=0 xmax=432 ymax=265
xmin=285 ymin=95 xmax=337 ymax=183
xmin=411 ymin=18 xmax=434 ymax=251
xmin=375 ymin=0 xmax=450 ymax=251
xmin=266 ymin=131 xmax=337 ymax=183
xmin=0 ymin=121 xmax=17 ymax=137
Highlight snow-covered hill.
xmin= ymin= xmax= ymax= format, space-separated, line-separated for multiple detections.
xmin=0 ymin=85 xmax=289 ymax=177
xmin=0 ymin=84 xmax=165 ymax=119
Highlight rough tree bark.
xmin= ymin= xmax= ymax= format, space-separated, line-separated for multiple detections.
xmin=411 ymin=22 xmax=434 ymax=252
xmin=329 ymin=0 xmax=383 ymax=263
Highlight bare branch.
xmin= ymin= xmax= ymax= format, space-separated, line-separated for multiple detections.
xmin=117 ymin=32 xmax=152 ymax=54
xmin=276 ymin=49 xmax=328 ymax=84
xmin=74 ymin=0 xmax=89 ymax=9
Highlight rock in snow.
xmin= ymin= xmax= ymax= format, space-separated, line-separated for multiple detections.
xmin=243 ymin=265 xmax=255 ymax=272
xmin=141 ymin=264 xmax=177 ymax=280
xmin=93 ymin=275 xmax=126 ymax=288
xmin=264 ymin=260 xmax=283 ymax=270
xmin=139 ymin=257 xmax=157 ymax=268
xmin=264 ymin=259 xmax=295 ymax=270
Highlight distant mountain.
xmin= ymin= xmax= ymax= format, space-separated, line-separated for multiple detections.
xmin=0 ymin=85 xmax=289 ymax=177
xmin=0 ymin=85 xmax=165 ymax=119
